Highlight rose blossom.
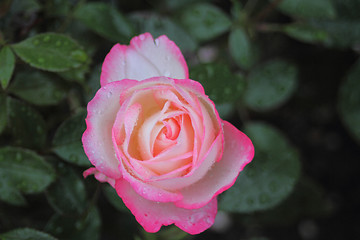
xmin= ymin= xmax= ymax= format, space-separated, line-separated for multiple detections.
xmin=82 ymin=33 xmax=254 ymax=234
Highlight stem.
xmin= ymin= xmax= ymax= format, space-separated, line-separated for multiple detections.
xmin=253 ymin=0 xmax=283 ymax=22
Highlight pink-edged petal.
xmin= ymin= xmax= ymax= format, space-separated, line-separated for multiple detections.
xmin=83 ymin=167 xmax=116 ymax=187
xmin=115 ymin=178 xmax=217 ymax=235
xmin=175 ymin=121 xmax=254 ymax=209
xmin=100 ymin=33 xmax=188 ymax=86
xmin=151 ymin=131 xmax=223 ymax=191
xmin=82 ymin=80 xmax=138 ymax=179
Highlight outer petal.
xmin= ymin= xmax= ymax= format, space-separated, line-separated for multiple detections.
xmin=82 ymin=80 xmax=138 ymax=179
xmin=83 ymin=167 xmax=116 ymax=187
xmin=115 ymin=178 xmax=217 ymax=235
xmin=101 ymin=33 xmax=188 ymax=86
xmin=175 ymin=121 xmax=254 ymax=209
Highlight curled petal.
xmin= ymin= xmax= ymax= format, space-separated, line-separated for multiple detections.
xmin=115 ymin=178 xmax=217 ymax=235
xmin=101 ymin=33 xmax=188 ymax=86
xmin=82 ymin=80 xmax=138 ymax=179
xmin=175 ymin=121 xmax=254 ymax=209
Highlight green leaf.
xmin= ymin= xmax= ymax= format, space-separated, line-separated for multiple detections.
xmin=7 ymin=97 xmax=47 ymax=148
xmin=74 ymin=2 xmax=134 ymax=42
xmin=282 ymin=23 xmax=331 ymax=45
xmin=9 ymin=0 xmax=41 ymax=16
xmin=274 ymin=0 xmax=337 ymax=19
xmin=45 ymin=207 xmax=100 ymax=240
xmin=11 ymin=33 xmax=88 ymax=72
xmin=0 ymin=228 xmax=57 ymax=240
xmin=180 ymin=3 xmax=231 ymax=41
xmin=52 ymin=110 xmax=90 ymax=166
xmin=338 ymin=59 xmax=360 ymax=144
xmin=219 ymin=122 xmax=301 ymax=213
xmin=85 ymin=64 xmax=101 ymax=102
xmin=0 ymin=147 xmax=56 ymax=205
xmin=46 ymin=167 xmax=87 ymax=215
xmin=308 ymin=19 xmax=360 ymax=48
xmin=58 ymin=63 xmax=90 ymax=84
xmin=244 ymin=177 xmax=332 ymax=226
xmin=331 ymin=0 xmax=360 ymax=20
xmin=8 ymin=71 xmax=67 ymax=106
xmin=244 ymin=59 xmax=298 ymax=111
xmin=103 ymin=185 xmax=130 ymax=213
xmin=0 ymin=46 xmax=15 ymax=89
xmin=130 ymin=13 xmax=197 ymax=52
xmin=0 ymin=94 xmax=6 ymax=135
xmin=190 ymin=63 xmax=246 ymax=104
xmin=229 ymin=28 xmax=258 ymax=70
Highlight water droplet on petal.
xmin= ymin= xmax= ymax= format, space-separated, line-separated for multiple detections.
xmin=165 ymin=55 xmax=170 ymax=61
xmin=154 ymin=39 xmax=160 ymax=46
xmin=139 ymin=34 xmax=145 ymax=40
xmin=164 ymin=71 xmax=170 ymax=77
xmin=107 ymin=91 xmax=113 ymax=98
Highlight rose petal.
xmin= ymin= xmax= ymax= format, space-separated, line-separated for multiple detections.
xmin=82 ymin=80 xmax=138 ymax=179
xmin=115 ymin=178 xmax=217 ymax=235
xmin=83 ymin=167 xmax=115 ymax=187
xmin=175 ymin=121 xmax=254 ymax=209
xmin=101 ymin=33 xmax=188 ymax=86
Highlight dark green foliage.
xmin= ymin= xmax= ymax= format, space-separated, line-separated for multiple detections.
xmin=0 ymin=0 xmax=358 ymax=239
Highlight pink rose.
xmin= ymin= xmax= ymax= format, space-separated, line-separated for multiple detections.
xmin=82 ymin=33 xmax=254 ymax=234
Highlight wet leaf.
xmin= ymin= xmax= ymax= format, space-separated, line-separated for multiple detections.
xmin=219 ymin=122 xmax=301 ymax=213
xmin=74 ymin=2 xmax=134 ymax=42
xmin=46 ymin=167 xmax=87 ymax=215
xmin=228 ymin=28 xmax=258 ymax=70
xmin=0 ymin=46 xmax=15 ymax=89
xmin=45 ymin=207 xmax=100 ymax=240
xmin=0 ymin=228 xmax=57 ymax=240
xmin=7 ymin=97 xmax=47 ymax=149
xmin=274 ymin=0 xmax=337 ymax=19
xmin=130 ymin=13 xmax=197 ymax=52
xmin=52 ymin=110 xmax=90 ymax=166
xmin=338 ymin=59 xmax=360 ymax=144
xmin=0 ymin=147 xmax=55 ymax=205
xmin=8 ymin=71 xmax=67 ymax=106
xmin=190 ymin=63 xmax=246 ymax=104
xmin=12 ymin=33 xmax=88 ymax=72
xmin=244 ymin=59 xmax=298 ymax=111
xmin=180 ymin=3 xmax=231 ymax=41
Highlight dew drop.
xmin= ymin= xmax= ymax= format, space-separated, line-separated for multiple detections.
xmin=154 ymin=39 xmax=160 ymax=46
xmin=107 ymin=91 xmax=113 ymax=98
xmin=165 ymin=55 xmax=170 ymax=61
xmin=71 ymin=50 xmax=87 ymax=62
xmin=246 ymin=197 xmax=254 ymax=205
xmin=55 ymin=40 xmax=62 ymax=46
xmin=164 ymin=71 xmax=170 ymax=77
xmin=38 ymin=58 xmax=45 ymax=63
xmin=139 ymin=34 xmax=145 ymax=40
xmin=43 ymin=35 xmax=50 ymax=42
xmin=33 ymin=39 xmax=39 ymax=45
xmin=259 ymin=193 xmax=270 ymax=204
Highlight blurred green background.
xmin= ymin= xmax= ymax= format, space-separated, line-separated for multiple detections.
xmin=0 ymin=0 xmax=359 ymax=239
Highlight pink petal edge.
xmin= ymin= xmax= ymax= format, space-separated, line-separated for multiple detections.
xmin=100 ymin=33 xmax=189 ymax=86
xmin=115 ymin=178 xmax=217 ymax=235
xmin=174 ymin=121 xmax=254 ymax=209
xmin=82 ymin=80 xmax=138 ymax=180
